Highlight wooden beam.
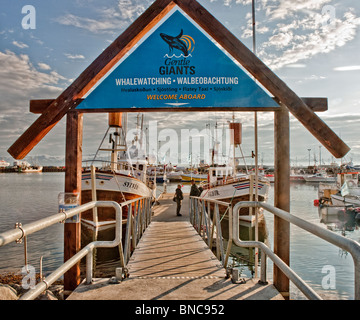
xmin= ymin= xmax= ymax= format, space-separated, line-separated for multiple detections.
xmin=8 ymin=0 xmax=176 ymax=160
xmin=173 ymin=0 xmax=349 ymax=158
xmin=274 ymin=104 xmax=290 ymax=299
xmin=64 ymin=111 xmax=83 ymax=292
xmin=300 ymin=97 xmax=328 ymax=112
xmin=29 ymin=97 xmax=328 ymax=114
xmin=10 ymin=0 xmax=347 ymax=159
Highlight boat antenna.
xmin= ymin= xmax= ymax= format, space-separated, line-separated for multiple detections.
xmin=90 ymin=126 xmax=110 ymax=167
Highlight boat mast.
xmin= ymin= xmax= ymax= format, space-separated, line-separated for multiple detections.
xmin=232 ymin=113 xmax=236 ymax=177
xmin=252 ymin=0 xmax=260 ymax=278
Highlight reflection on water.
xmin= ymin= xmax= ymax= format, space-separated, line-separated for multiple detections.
xmin=318 ymin=205 xmax=360 ymax=235
xmin=80 ymin=224 xmax=122 ymax=278
xmin=0 ymin=173 xmax=64 ymax=275
xmin=226 ymin=216 xmax=269 ymax=277
xmin=265 ymin=182 xmax=360 ymax=300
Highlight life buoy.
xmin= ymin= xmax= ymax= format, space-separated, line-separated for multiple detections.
xmin=347 ymin=180 xmax=356 ymax=187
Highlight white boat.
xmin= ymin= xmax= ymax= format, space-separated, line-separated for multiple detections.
xmin=199 ymin=166 xmax=270 ymax=239
xmin=81 ymin=113 xmax=155 ymax=227
xmin=200 ymin=167 xmax=270 ymax=203
xmin=331 ymin=194 xmax=360 ymax=207
xmin=167 ymin=170 xmax=183 ymax=182
xmin=304 ymin=172 xmax=336 ymax=183
xmin=318 ymin=171 xmax=360 ymax=203
xmin=21 ymin=166 xmax=43 ymax=173
xmin=315 ymin=170 xmax=360 ymax=208
xmin=0 ymin=160 xmax=10 ymax=168
xmin=199 ymin=120 xmax=270 ymax=215
xmin=13 ymin=160 xmax=43 ymax=173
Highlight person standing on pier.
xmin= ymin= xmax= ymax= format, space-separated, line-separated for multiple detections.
xmin=190 ymin=180 xmax=200 ymax=197
xmin=175 ymin=184 xmax=183 ymax=216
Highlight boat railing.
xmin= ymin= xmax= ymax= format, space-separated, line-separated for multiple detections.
xmin=201 ymin=175 xmax=257 ymax=190
xmin=189 ymin=197 xmax=360 ymax=300
xmin=0 ymin=197 xmax=152 ymax=300
xmin=83 ymin=159 xmax=149 ymax=182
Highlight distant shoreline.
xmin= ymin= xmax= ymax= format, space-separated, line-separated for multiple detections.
xmin=0 ymin=166 xmax=65 ymax=173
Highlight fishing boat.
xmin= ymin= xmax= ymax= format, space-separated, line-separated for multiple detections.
xmin=13 ymin=160 xmax=43 ymax=173
xmin=318 ymin=171 xmax=360 ymax=206
xmin=181 ymin=172 xmax=208 ymax=182
xmin=331 ymin=194 xmax=360 ymax=207
xmin=81 ymin=113 xmax=155 ymax=228
xmin=21 ymin=166 xmax=43 ymax=173
xmin=200 ymin=167 xmax=270 ymax=210
xmin=304 ymin=171 xmax=336 ymax=183
xmin=198 ymin=120 xmax=271 ymax=239
xmin=167 ymin=170 xmax=183 ymax=182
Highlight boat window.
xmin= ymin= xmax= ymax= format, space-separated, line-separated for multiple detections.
xmin=139 ymin=164 xmax=143 ymax=171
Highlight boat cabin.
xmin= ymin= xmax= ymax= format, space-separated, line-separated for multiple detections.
xmin=115 ymin=158 xmax=148 ymax=183
xmin=337 ymin=172 xmax=359 ymax=188
xmin=208 ymin=166 xmax=234 ymax=185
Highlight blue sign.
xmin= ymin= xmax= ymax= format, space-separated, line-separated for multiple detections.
xmin=77 ymin=10 xmax=278 ymax=110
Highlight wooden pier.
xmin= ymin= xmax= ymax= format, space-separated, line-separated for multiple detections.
xmin=68 ymin=194 xmax=283 ymax=300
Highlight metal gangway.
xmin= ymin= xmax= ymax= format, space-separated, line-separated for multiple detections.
xmin=1 ymin=194 xmax=360 ymax=300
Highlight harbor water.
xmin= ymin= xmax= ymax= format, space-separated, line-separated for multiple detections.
xmin=0 ymin=172 xmax=359 ymax=299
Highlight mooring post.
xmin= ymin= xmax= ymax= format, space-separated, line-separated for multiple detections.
xmin=274 ymin=104 xmax=290 ymax=299
xmin=64 ymin=110 xmax=83 ymax=293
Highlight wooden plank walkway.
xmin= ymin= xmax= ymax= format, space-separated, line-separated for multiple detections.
xmin=68 ymin=193 xmax=283 ymax=300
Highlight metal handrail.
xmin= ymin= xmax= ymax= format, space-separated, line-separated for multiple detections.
xmin=0 ymin=197 xmax=152 ymax=300
xmin=233 ymin=201 xmax=360 ymax=300
xmin=189 ymin=197 xmax=360 ymax=300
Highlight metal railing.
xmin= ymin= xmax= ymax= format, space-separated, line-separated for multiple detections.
xmin=190 ymin=197 xmax=360 ymax=300
xmin=190 ymin=197 xmax=232 ymax=267
xmin=0 ymin=197 xmax=152 ymax=300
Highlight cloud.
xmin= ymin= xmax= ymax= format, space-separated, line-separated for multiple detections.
xmin=12 ymin=41 xmax=29 ymax=49
xmin=55 ymin=0 xmax=153 ymax=34
xmin=259 ymin=9 xmax=360 ymax=70
xmin=265 ymin=0 xmax=333 ymax=20
xmin=286 ymin=64 xmax=307 ymax=68
xmin=56 ymin=13 xmax=123 ymax=34
xmin=37 ymin=62 xmax=51 ymax=70
xmin=0 ymin=50 xmax=68 ymax=158
xmin=334 ymin=65 xmax=360 ymax=71
xmin=0 ymin=50 xmax=66 ymax=102
xmin=64 ymin=53 xmax=85 ymax=60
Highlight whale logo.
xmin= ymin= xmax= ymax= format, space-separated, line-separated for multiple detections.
xmin=160 ymin=29 xmax=195 ymax=57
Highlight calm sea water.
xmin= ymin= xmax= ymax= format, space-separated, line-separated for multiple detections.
xmin=0 ymin=172 xmax=359 ymax=299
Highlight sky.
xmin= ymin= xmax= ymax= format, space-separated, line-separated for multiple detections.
xmin=0 ymin=0 xmax=359 ymax=167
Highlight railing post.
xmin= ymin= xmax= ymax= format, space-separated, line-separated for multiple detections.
xmin=124 ymin=204 xmax=132 ymax=264
xmin=202 ymin=201 xmax=209 ymax=242
xmin=214 ymin=204 xmax=224 ymax=262
xmin=259 ymin=249 xmax=267 ymax=284
xmin=199 ymin=199 xmax=204 ymax=237
xmin=354 ymin=252 xmax=360 ymax=299
xmin=86 ymin=251 xmax=93 ymax=284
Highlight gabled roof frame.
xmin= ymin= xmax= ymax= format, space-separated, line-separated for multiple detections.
xmin=8 ymin=0 xmax=350 ymax=159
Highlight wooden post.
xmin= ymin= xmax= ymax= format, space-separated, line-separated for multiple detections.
xmin=64 ymin=111 xmax=83 ymax=292
xmin=274 ymin=105 xmax=290 ymax=299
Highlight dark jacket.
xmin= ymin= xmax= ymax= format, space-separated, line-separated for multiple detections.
xmin=175 ymin=188 xmax=183 ymax=201
xmin=190 ymin=184 xmax=200 ymax=197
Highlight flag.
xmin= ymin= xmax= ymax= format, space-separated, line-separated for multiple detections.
xmin=341 ymin=181 xmax=349 ymax=197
